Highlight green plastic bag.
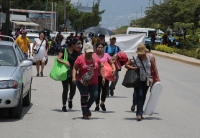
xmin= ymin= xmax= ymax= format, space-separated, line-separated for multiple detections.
xmin=49 ymin=48 xmax=69 ymax=81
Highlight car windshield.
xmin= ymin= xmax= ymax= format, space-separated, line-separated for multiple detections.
xmin=27 ymin=36 xmax=39 ymax=43
xmin=0 ymin=45 xmax=17 ymax=66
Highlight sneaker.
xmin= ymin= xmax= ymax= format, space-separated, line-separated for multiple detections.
xmin=87 ymin=109 xmax=92 ymax=117
xmin=110 ymin=89 xmax=114 ymax=96
xmin=100 ymin=103 xmax=106 ymax=111
xmin=82 ymin=114 xmax=89 ymax=119
xmin=40 ymin=72 xmax=43 ymax=77
xmin=68 ymin=100 xmax=73 ymax=109
xmin=131 ymin=105 xmax=135 ymax=111
xmin=95 ymin=106 xmax=100 ymax=111
xmin=62 ymin=106 xmax=67 ymax=112
xmin=136 ymin=115 xmax=141 ymax=121
xmin=36 ymin=73 xmax=39 ymax=77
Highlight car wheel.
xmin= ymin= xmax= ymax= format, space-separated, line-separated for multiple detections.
xmin=23 ymin=85 xmax=31 ymax=106
xmin=9 ymin=91 xmax=23 ymax=119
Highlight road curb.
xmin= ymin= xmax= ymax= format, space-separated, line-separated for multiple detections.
xmin=151 ymin=51 xmax=200 ymax=67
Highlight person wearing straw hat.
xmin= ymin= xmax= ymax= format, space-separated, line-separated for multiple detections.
xmin=125 ymin=43 xmax=160 ymax=121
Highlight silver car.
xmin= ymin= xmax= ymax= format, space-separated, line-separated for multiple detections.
xmin=0 ymin=36 xmax=33 ymax=119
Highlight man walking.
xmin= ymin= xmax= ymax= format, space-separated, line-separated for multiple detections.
xmin=15 ymin=30 xmax=30 ymax=58
xmin=104 ymin=35 xmax=121 ymax=96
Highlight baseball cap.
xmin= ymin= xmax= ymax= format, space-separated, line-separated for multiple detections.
xmin=136 ymin=43 xmax=149 ymax=55
xmin=84 ymin=42 xmax=94 ymax=53
xmin=21 ymin=30 xmax=27 ymax=34
xmin=110 ymin=35 xmax=116 ymax=39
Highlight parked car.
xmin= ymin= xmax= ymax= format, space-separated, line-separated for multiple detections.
xmin=26 ymin=33 xmax=48 ymax=65
xmin=0 ymin=36 xmax=33 ymax=119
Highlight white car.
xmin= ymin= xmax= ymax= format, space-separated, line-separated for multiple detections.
xmin=61 ymin=32 xmax=75 ymax=39
xmin=26 ymin=33 xmax=48 ymax=65
xmin=0 ymin=35 xmax=33 ymax=119
xmin=50 ymin=31 xmax=58 ymax=39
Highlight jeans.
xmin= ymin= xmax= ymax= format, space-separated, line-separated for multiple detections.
xmin=62 ymin=77 xmax=76 ymax=105
xmin=76 ymin=81 xmax=98 ymax=115
xmin=134 ymin=81 xmax=149 ymax=116
xmin=96 ymin=76 xmax=109 ymax=105
xmin=133 ymin=90 xmax=137 ymax=105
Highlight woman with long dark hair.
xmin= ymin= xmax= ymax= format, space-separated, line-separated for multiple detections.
xmin=32 ymin=31 xmax=48 ymax=76
xmin=57 ymin=38 xmax=79 ymax=112
xmin=94 ymin=42 xmax=115 ymax=111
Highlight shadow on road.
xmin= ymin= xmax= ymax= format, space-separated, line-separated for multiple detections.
xmin=52 ymin=109 xmax=80 ymax=112
xmin=72 ymin=117 xmax=105 ymax=120
xmin=107 ymin=96 xmax=127 ymax=98
xmin=0 ymin=103 xmax=33 ymax=122
xmin=124 ymin=117 xmax=162 ymax=121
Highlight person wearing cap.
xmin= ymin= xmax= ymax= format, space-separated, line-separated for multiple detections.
xmin=72 ymin=42 xmax=105 ymax=119
xmin=125 ymin=43 xmax=160 ymax=121
xmin=57 ymin=38 xmax=79 ymax=112
xmin=104 ymin=35 xmax=121 ymax=97
xmin=15 ymin=30 xmax=30 ymax=58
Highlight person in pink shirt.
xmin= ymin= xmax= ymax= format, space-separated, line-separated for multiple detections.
xmin=72 ymin=42 xmax=105 ymax=119
xmin=94 ymin=42 xmax=116 ymax=111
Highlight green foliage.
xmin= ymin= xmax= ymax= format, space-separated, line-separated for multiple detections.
xmin=115 ymin=26 xmax=128 ymax=34
xmin=155 ymin=45 xmax=174 ymax=53
xmin=155 ymin=45 xmax=200 ymax=59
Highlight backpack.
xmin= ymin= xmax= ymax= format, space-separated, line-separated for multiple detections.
xmin=105 ymin=45 xmax=120 ymax=56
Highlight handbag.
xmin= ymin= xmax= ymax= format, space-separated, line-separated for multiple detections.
xmin=122 ymin=57 xmax=140 ymax=88
xmin=102 ymin=62 xmax=116 ymax=81
xmin=80 ymin=57 xmax=95 ymax=86
xmin=49 ymin=48 xmax=69 ymax=81
xmin=139 ymin=57 xmax=153 ymax=87
xmin=34 ymin=39 xmax=44 ymax=55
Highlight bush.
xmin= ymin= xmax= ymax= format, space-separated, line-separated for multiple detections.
xmin=155 ymin=45 xmax=174 ymax=53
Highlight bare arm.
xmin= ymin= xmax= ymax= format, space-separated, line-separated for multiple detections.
xmin=125 ymin=59 xmax=138 ymax=70
xmin=72 ymin=64 xmax=79 ymax=83
xmin=108 ymin=59 xmax=116 ymax=75
xmin=57 ymin=52 xmax=70 ymax=67
xmin=150 ymin=55 xmax=160 ymax=81
xmin=98 ymin=62 xmax=105 ymax=85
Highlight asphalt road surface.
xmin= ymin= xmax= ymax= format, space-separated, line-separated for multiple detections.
xmin=0 ymin=53 xmax=200 ymax=138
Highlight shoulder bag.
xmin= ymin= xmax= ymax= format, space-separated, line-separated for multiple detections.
xmin=122 ymin=56 xmax=140 ymax=88
xmin=34 ymin=39 xmax=44 ymax=55
xmin=49 ymin=48 xmax=69 ymax=81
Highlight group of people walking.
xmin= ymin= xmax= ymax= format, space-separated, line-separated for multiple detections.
xmin=15 ymin=30 xmax=160 ymax=121
xmin=56 ymin=34 xmax=160 ymax=121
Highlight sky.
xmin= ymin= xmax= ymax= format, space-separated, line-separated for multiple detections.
xmin=71 ymin=0 xmax=162 ymax=29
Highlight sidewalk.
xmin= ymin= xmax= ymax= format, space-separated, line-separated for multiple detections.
xmin=151 ymin=50 xmax=200 ymax=67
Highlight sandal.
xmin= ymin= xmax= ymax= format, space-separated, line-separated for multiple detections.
xmin=131 ymin=105 xmax=135 ymax=111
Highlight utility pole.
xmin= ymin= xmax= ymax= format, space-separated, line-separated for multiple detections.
xmin=2 ymin=0 xmax=10 ymax=35
xmin=44 ymin=0 xmax=48 ymax=29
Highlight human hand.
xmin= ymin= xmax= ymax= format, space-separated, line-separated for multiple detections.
xmin=72 ymin=77 xmax=76 ymax=84
xmin=65 ymin=62 xmax=70 ymax=67
xmin=156 ymin=77 xmax=161 ymax=82
xmin=112 ymin=70 xmax=116 ymax=76
xmin=102 ymin=77 xmax=105 ymax=85
xmin=45 ymin=53 xmax=48 ymax=57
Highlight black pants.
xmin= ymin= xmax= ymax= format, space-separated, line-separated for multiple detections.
xmin=62 ymin=77 xmax=76 ymax=105
xmin=96 ymin=76 xmax=109 ymax=105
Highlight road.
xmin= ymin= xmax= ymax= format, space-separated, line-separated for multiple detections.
xmin=0 ymin=53 xmax=200 ymax=138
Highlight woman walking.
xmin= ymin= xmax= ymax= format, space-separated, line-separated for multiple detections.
xmin=32 ymin=31 xmax=48 ymax=77
xmin=125 ymin=43 xmax=160 ymax=121
xmin=94 ymin=42 xmax=115 ymax=111
xmin=72 ymin=42 xmax=105 ymax=119
xmin=57 ymin=38 xmax=79 ymax=112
